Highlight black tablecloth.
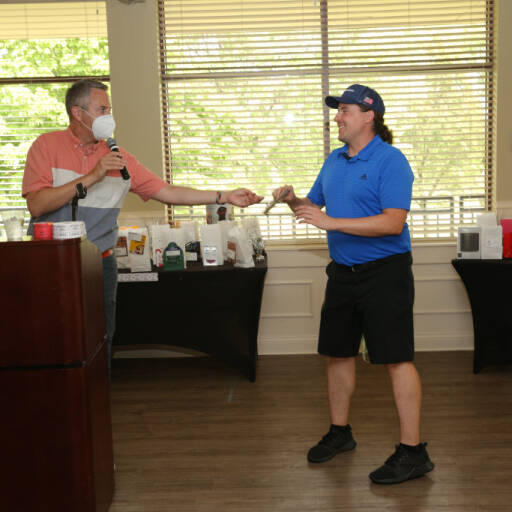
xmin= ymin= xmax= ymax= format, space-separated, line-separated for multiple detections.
xmin=452 ymin=259 xmax=512 ymax=373
xmin=112 ymin=260 xmax=267 ymax=381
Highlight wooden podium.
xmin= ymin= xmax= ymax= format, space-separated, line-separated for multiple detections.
xmin=0 ymin=238 xmax=114 ymax=512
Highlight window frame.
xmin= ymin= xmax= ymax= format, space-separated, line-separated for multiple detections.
xmin=157 ymin=0 xmax=495 ymax=243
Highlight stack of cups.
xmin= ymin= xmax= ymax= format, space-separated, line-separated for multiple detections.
xmin=0 ymin=210 xmax=25 ymax=241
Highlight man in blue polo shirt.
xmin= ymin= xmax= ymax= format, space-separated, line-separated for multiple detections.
xmin=272 ymin=84 xmax=434 ymax=484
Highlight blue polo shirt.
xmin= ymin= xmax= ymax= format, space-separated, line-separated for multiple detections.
xmin=307 ymin=135 xmax=413 ymax=266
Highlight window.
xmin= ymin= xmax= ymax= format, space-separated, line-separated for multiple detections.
xmin=0 ymin=1 xmax=109 ymax=215
xmin=158 ymin=0 xmax=494 ymax=241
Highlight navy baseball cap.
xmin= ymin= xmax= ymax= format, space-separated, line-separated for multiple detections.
xmin=325 ymin=84 xmax=385 ymax=114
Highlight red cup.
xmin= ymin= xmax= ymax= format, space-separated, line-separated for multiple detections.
xmin=33 ymin=222 xmax=53 ymax=240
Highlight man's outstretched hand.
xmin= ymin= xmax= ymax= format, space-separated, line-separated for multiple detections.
xmin=225 ymin=188 xmax=264 ymax=207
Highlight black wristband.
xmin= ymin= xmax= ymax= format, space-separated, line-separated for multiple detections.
xmin=76 ymin=183 xmax=87 ymax=199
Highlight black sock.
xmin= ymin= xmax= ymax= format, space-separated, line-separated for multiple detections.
xmin=331 ymin=424 xmax=350 ymax=432
xmin=400 ymin=442 xmax=423 ymax=453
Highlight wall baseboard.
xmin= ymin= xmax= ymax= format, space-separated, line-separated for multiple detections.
xmin=257 ymin=333 xmax=474 ymax=355
xmin=414 ymin=333 xmax=473 ymax=352
xmin=113 ymin=332 xmax=474 ymax=359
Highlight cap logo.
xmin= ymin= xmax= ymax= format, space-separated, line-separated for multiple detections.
xmin=363 ymin=96 xmax=373 ymax=104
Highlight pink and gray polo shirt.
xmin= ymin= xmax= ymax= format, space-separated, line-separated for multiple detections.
xmin=22 ymin=127 xmax=166 ymax=252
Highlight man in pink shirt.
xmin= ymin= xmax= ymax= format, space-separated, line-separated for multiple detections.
xmin=22 ymin=79 xmax=262 ymax=372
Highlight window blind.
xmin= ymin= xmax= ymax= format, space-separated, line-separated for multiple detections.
xmin=159 ymin=0 xmax=494 ymax=241
xmin=0 ymin=1 xmax=109 ymax=214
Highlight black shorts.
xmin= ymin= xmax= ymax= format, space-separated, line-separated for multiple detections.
xmin=318 ymin=252 xmax=414 ymax=364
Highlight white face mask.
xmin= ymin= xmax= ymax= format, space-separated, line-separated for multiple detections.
xmin=81 ymin=108 xmax=116 ymax=140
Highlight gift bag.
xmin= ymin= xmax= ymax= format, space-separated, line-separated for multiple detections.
xmin=127 ymin=228 xmax=152 ymax=272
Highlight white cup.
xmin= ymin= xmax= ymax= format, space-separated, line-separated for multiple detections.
xmin=1 ymin=210 xmax=25 ymax=241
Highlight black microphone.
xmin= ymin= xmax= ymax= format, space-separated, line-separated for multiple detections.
xmin=106 ymin=137 xmax=130 ymax=180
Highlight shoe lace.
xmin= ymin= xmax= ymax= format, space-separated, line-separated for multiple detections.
xmin=319 ymin=428 xmax=347 ymax=447
xmin=385 ymin=445 xmax=409 ymax=467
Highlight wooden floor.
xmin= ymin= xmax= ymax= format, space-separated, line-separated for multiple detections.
xmin=109 ymin=351 xmax=512 ymax=512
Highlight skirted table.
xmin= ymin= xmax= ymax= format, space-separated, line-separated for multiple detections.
xmin=113 ymin=259 xmax=267 ymax=381
xmin=452 ymin=258 xmax=512 ymax=373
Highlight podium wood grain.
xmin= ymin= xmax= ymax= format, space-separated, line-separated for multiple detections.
xmin=0 ymin=238 xmax=114 ymax=512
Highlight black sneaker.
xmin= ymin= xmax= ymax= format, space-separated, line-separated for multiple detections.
xmin=307 ymin=425 xmax=356 ymax=463
xmin=369 ymin=443 xmax=434 ymax=484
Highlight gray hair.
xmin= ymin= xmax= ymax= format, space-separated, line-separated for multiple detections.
xmin=65 ymin=79 xmax=108 ymax=120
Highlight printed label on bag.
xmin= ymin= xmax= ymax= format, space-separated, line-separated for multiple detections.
xmin=129 ymin=234 xmax=146 ymax=255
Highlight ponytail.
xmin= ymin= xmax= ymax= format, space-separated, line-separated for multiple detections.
xmin=359 ymin=106 xmax=393 ymax=144
xmin=373 ymin=112 xmax=393 ymax=144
